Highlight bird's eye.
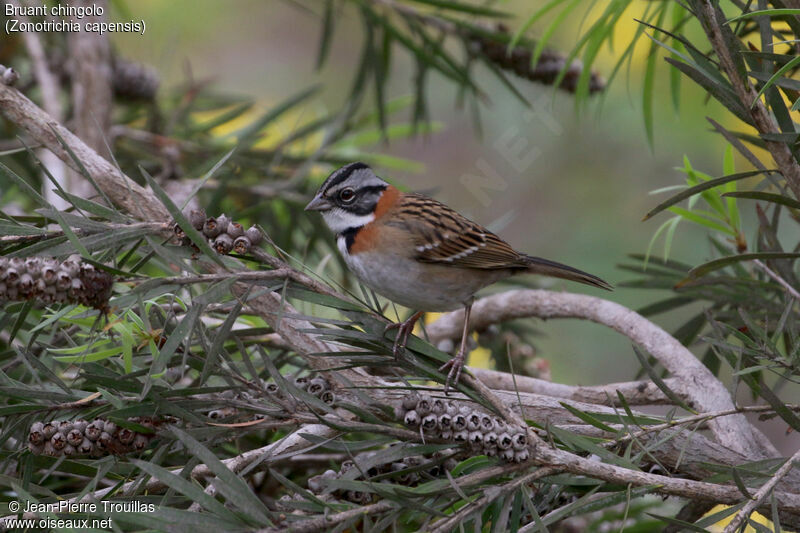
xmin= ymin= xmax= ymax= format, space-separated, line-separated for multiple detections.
xmin=339 ymin=188 xmax=356 ymax=203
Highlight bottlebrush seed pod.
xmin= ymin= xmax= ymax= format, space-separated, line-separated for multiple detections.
xmin=452 ymin=413 xmax=468 ymax=431
xmin=215 ymin=214 xmax=230 ymax=233
xmin=232 ymin=236 xmax=250 ymax=255
xmin=43 ymin=441 xmax=57 ymax=456
xmin=42 ymin=422 xmax=56 ymax=439
xmin=245 ymin=226 xmax=262 ymax=245
xmin=422 ymin=414 xmax=438 ymax=432
xmin=293 ymin=376 xmax=309 ymax=390
xmin=453 ymin=430 xmax=469 ymax=443
xmin=320 ymin=390 xmax=335 ymax=405
xmin=189 ymin=209 xmax=206 ymax=230
xmin=103 ymin=420 xmax=117 ymax=434
xmin=117 ymin=428 xmax=135 ymax=445
xmin=213 ymin=234 xmax=233 ymax=254
xmin=446 ymin=402 xmax=458 ymax=416
xmin=70 ymin=278 xmax=83 ymax=292
xmin=485 ymin=447 xmax=498 ymax=457
xmin=66 ymin=429 xmax=84 ymax=447
xmin=51 ymin=432 xmax=66 ymax=450
xmin=514 ymin=449 xmax=530 ymax=463
xmin=133 ymin=434 xmax=150 ymax=451
xmin=63 ymin=444 xmax=77 ymax=456
xmin=78 ymin=438 xmax=94 ymax=455
xmin=440 ymin=430 xmax=452 ymax=441
xmin=55 ymin=271 xmax=72 ymax=290
xmin=402 ymin=396 xmax=419 ymax=411
xmin=483 ymin=432 xmax=498 ymax=447
xmin=497 ymin=433 xmax=513 ymax=450
xmin=500 ymin=449 xmax=515 ymax=462
xmin=226 ymin=222 xmax=244 ymax=238
xmin=18 ymin=273 xmax=34 ymax=293
xmin=98 ymin=432 xmax=112 ymax=450
xmin=203 ymin=217 xmax=222 ymax=238
xmin=466 ymin=412 xmax=481 ymax=432
xmin=85 ymin=420 xmax=103 ymax=441
xmin=480 ymin=414 xmax=494 ymax=431
xmin=512 ymin=432 xmax=528 ymax=450
xmin=41 ymin=265 xmax=56 ymax=284
xmin=432 ymin=399 xmax=446 ymax=414
xmin=58 ymin=420 xmax=73 ymax=433
xmin=62 ymin=258 xmax=80 ymax=277
xmin=340 ymin=461 xmax=354 ymax=474
xmin=438 ymin=414 xmax=452 ymax=429
xmin=416 ymin=397 xmax=432 ymax=416
xmin=404 ymin=410 xmax=420 ymax=427
xmin=266 ymin=383 xmax=279 ymax=394
xmin=29 ymin=422 xmax=44 ymax=445
xmin=28 ymin=442 xmax=44 ymax=455
xmin=468 ymin=431 xmax=483 ymax=447
xmin=307 ymin=475 xmax=325 ymax=493
xmin=307 ymin=377 xmax=328 ymax=396
xmin=25 ymin=257 xmax=40 ymax=272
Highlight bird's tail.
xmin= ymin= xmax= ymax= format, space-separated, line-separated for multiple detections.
xmin=522 ymin=255 xmax=613 ymax=291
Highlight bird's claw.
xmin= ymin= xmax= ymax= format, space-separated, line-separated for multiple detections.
xmin=439 ymin=349 xmax=466 ymax=394
xmin=385 ymin=311 xmax=422 ymax=360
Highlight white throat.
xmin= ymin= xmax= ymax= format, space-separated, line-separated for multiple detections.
xmin=321 ymin=208 xmax=375 ymax=234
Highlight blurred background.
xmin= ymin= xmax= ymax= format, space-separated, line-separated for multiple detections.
xmin=113 ymin=0 xmax=734 ymax=387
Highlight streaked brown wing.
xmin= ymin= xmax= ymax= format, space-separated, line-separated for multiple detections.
xmin=388 ymin=193 xmax=525 ymax=270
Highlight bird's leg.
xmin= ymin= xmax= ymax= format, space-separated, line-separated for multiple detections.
xmin=385 ymin=311 xmax=424 ymax=359
xmin=439 ymin=303 xmax=472 ymax=394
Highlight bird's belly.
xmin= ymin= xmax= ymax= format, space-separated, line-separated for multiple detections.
xmin=342 ymin=249 xmax=503 ymax=311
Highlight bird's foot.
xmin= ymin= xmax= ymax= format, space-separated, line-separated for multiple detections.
xmin=439 ymin=347 xmax=467 ymax=395
xmin=384 ymin=311 xmax=423 ymax=360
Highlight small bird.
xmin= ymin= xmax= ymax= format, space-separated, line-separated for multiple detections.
xmin=305 ymin=162 xmax=612 ymax=391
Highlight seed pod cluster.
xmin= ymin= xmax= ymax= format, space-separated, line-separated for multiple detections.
xmin=306 ymin=449 xmax=460 ymax=503
xmin=469 ymin=28 xmax=605 ymax=95
xmin=205 ymin=387 xmax=268 ymax=421
xmin=0 ymin=255 xmax=113 ymax=311
xmin=173 ymin=209 xmax=263 ymax=256
xmin=398 ymin=394 xmax=530 ymax=463
xmin=292 ymin=374 xmax=335 ymax=405
xmin=28 ymin=416 xmax=166 ymax=457
xmin=112 ymin=56 xmax=160 ymax=101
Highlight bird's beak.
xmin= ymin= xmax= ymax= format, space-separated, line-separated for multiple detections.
xmin=304 ymin=195 xmax=333 ymax=212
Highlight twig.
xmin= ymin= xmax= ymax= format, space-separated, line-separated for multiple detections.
xmin=722 ymin=447 xmax=800 ymax=533
xmin=266 ymin=502 xmax=395 ymax=533
xmin=429 ymin=466 xmax=562 ymax=533
xmin=754 ymin=258 xmax=800 ymax=301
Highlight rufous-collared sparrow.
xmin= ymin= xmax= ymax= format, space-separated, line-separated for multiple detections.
xmin=306 ymin=162 xmax=612 ymax=391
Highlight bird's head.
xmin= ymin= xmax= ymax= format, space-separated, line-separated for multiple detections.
xmin=305 ymin=162 xmax=389 ymax=233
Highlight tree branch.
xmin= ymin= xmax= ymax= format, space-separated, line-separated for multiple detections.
xmin=426 ymin=289 xmax=776 ymax=458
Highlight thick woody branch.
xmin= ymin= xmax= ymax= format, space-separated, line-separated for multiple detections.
xmin=472 ymin=367 xmax=674 ymax=405
xmin=0 ymin=82 xmax=166 ymax=220
xmin=426 ymin=289 xmax=775 ymax=458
